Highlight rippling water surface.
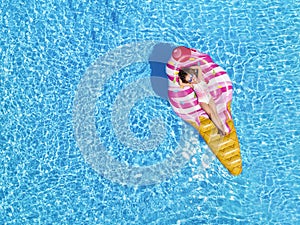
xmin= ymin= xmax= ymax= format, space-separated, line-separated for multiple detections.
xmin=1 ymin=0 xmax=299 ymax=224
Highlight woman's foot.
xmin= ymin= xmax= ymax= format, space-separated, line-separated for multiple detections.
xmin=217 ymin=127 xmax=227 ymax=136
xmin=217 ymin=129 xmax=226 ymax=136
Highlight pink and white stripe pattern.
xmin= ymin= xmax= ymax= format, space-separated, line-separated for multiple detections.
xmin=166 ymin=49 xmax=233 ymax=133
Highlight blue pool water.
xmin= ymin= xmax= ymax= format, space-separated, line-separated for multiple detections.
xmin=1 ymin=0 xmax=299 ymax=224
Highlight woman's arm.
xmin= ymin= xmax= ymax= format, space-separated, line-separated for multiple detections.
xmin=189 ymin=66 xmax=204 ymax=82
xmin=189 ymin=65 xmax=201 ymax=70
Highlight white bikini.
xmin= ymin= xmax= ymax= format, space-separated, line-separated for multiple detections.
xmin=193 ymin=81 xmax=212 ymax=104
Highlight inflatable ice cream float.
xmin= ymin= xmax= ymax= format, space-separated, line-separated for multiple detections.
xmin=166 ymin=46 xmax=242 ymax=175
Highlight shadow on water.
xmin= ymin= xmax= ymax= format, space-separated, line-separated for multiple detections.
xmin=149 ymin=42 xmax=176 ymax=100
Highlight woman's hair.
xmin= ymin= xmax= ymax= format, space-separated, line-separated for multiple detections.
xmin=178 ymin=68 xmax=196 ymax=83
xmin=178 ymin=70 xmax=188 ymax=83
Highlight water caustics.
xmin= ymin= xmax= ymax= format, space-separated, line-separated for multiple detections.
xmin=73 ymin=41 xmax=204 ymax=187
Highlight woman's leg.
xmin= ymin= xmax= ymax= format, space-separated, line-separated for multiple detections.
xmin=200 ymin=102 xmax=226 ymax=135
xmin=208 ymin=99 xmax=226 ymax=134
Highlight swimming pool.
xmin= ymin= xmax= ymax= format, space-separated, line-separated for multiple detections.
xmin=1 ymin=0 xmax=299 ymax=224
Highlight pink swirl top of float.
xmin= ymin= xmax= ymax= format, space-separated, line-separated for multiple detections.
xmin=166 ymin=47 xmax=233 ymax=132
